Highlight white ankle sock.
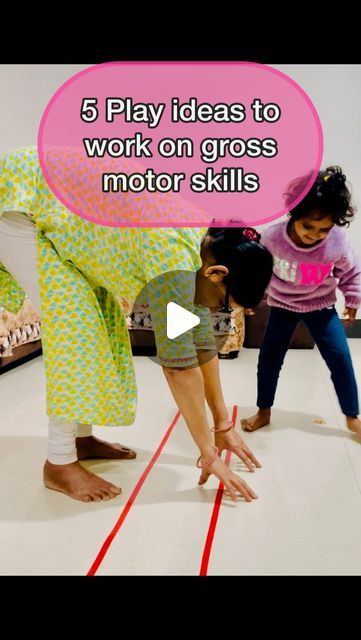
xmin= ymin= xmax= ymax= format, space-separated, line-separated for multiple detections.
xmin=47 ymin=418 xmax=78 ymax=465
xmin=76 ymin=423 xmax=93 ymax=438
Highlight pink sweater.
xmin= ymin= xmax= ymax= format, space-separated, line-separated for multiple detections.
xmin=261 ymin=220 xmax=361 ymax=312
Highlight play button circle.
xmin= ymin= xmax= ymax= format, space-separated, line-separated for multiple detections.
xmin=167 ymin=302 xmax=200 ymax=340
xmin=128 ymin=269 xmax=233 ymax=367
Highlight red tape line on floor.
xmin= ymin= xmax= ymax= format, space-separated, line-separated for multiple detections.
xmin=199 ymin=404 xmax=237 ymax=576
xmin=87 ymin=410 xmax=181 ymax=576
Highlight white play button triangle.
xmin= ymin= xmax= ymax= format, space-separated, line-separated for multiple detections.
xmin=167 ymin=302 xmax=200 ymax=340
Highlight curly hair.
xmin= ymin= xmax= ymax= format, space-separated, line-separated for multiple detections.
xmin=284 ymin=166 xmax=355 ymax=227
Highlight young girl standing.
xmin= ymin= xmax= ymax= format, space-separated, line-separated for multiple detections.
xmin=242 ymin=167 xmax=361 ymax=436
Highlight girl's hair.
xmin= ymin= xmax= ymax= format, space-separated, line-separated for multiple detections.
xmin=285 ymin=166 xmax=355 ymax=227
xmin=205 ymin=227 xmax=273 ymax=308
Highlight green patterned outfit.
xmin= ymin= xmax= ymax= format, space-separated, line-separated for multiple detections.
xmin=0 ymin=146 xmax=214 ymax=426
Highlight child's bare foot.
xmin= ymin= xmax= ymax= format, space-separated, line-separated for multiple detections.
xmin=43 ymin=460 xmax=122 ymax=502
xmin=346 ymin=416 xmax=361 ymax=437
xmin=76 ymin=435 xmax=136 ymax=460
xmin=241 ymin=408 xmax=271 ymax=432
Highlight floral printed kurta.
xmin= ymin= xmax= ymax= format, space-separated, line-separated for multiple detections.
xmin=0 ymin=147 xmax=212 ymax=425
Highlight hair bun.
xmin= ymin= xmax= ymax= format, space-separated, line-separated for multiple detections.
xmin=208 ymin=226 xmax=261 ymax=243
xmin=316 ymin=166 xmax=347 ymax=199
xmin=325 ymin=166 xmax=346 ymax=184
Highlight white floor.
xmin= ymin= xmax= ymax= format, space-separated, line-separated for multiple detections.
xmin=1 ymin=342 xmax=361 ymax=575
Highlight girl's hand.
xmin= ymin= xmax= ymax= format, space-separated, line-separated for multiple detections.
xmin=213 ymin=421 xmax=262 ymax=472
xmin=244 ymin=308 xmax=256 ymax=316
xmin=342 ymin=307 xmax=357 ymax=326
xmin=198 ymin=455 xmax=258 ymax=502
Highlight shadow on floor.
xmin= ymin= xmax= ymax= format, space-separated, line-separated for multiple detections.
xmin=237 ymin=406 xmax=360 ymax=441
xmin=1 ymin=408 xmax=359 ymax=522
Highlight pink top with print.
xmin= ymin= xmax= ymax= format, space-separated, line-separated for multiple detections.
xmin=261 ymin=220 xmax=361 ymax=312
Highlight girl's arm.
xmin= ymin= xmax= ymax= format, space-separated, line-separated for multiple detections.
xmin=163 ymin=365 xmax=258 ymax=501
xmin=334 ymin=237 xmax=361 ymax=310
xmin=198 ymin=354 xmax=261 ymax=471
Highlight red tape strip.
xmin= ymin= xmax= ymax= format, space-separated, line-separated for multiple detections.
xmin=199 ymin=405 xmax=237 ymax=576
xmin=87 ymin=410 xmax=181 ymax=576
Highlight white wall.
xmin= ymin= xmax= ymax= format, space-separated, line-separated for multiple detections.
xmin=1 ymin=64 xmax=361 ymax=312
xmin=0 ymin=65 xmax=87 ymax=153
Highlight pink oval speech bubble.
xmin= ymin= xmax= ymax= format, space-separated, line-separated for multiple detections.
xmin=38 ymin=62 xmax=323 ymax=227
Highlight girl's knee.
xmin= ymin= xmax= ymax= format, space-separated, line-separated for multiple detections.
xmin=328 ymin=347 xmax=353 ymax=368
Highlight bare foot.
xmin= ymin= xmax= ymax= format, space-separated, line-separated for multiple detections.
xmin=43 ymin=460 xmax=122 ymax=502
xmin=76 ymin=435 xmax=137 ymax=460
xmin=241 ymin=408 xmax=271 ymax=432
xmin=346 ymin=416 xmax=361 ymax=437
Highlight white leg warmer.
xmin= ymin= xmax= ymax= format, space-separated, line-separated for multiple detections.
xmin=47 ymin=418 xmax=78 ymax=465
xmin=76 ymin=423 xmax=93 ymax=438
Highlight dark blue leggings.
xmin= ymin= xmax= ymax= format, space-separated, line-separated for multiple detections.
xmin=257 ymin=306 xmax=359 ymax=416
